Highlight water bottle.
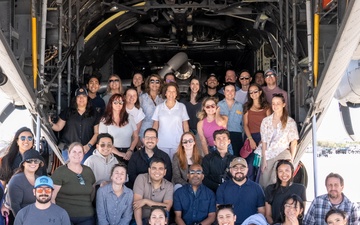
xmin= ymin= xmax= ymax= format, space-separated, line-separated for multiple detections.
xmin=253 ymin=154 xmax=261 ymax=167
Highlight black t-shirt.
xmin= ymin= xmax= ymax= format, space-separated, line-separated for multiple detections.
xmin=181 ymin=99 xmax=202 ymax=131
xmin=59 ymin=108 xmax=100 ymax=146
xmin=89 ymin=94 xmax=105 ymax=116
xmin=265 ymin=183 xmax=306 ymax=223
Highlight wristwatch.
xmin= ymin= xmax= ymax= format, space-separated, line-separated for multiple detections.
xmin=87 ymin=143 xmax=93 ymax=149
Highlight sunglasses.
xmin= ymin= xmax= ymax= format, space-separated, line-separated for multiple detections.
xmin=25 ymin=159 xmax=42 ymax=164
xmin=265 ymin=74 xmax=275 ymax=78
xmin=166 ymin=79 xmax=175 ymax=83
xmin=205 ymin=104 xmax=216 ymax=109
xmin=19 ymin=136 xmax=33 ymax=141
xmin=36 ymin=187 xmax=52 ymax=194
xmin=150 ymin=79 xmax=160 ymax=84
xmin=109 ymin=79 xmax=120 ymax=83
xmin=249 ymin=90 xmax=259 ymax=95
xmin=240 ymin=77 xmax=250 ymax=80
xmin=189 ymin=170 xmax=203 ymax=175
xmin=182 ymin=139 xmax=194 ymax=144
xmin=77 ymin=174 xmax=86 ymax=185
xmin=99 ymin=143 xmax=112 ymax=148
xmin=113 ymin=100 xmax=124 ymax=105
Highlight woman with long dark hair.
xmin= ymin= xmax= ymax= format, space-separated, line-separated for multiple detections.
xmin=265 ymin=160 xmax=306 ymax=224
xmin=50 ymin=87 xmax=100 ymax=162
xmin=255 ymin=93 xmax=299 ymax=188
xmin=243 ymin=84 xmax=271 ymax=180
xmin=273 ymin=194 xmax=304 ymax=225
xmin=172 ymin=132 xmax=202 ymax=190
xmin=0 ymin=127 xmax=34 ymax=186
xmin=7 ymin=149 xmax=44 ymax=216
xmin=100 ymin=93 xmax=139 ymax=163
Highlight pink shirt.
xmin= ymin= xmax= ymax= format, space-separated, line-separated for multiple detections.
xmin=202 ymin=118 xmax=226 ymax=146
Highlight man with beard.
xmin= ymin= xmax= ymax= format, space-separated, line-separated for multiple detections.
xmin=303 ymin=173 xmax=360 ymax=224
xmin=14 ymin=176 xmax=71 ymax=225
xmin=173 ymin=164 xmax=216 ymax=225
xmin=127 ymin=128 xmax=172 ymax=189
xmin=216 ymin=157 xmax=265 ymax=225
xmin=203 ymin=73 xmax=224 ymax=101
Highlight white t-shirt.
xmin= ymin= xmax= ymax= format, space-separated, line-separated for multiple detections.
xmin=126 ymin=106 xmax=145 ymax=124
xmin=99 ymin=116 xmax=137 ymax=148
xmin=152 ymin=100 xmax=189 ymax=149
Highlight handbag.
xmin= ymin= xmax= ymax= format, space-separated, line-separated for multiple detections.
xmin=240 ymin=139 xmax=252 ymax=158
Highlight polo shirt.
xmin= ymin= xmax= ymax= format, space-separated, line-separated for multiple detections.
xmin=216 ymin=179 xmax=265 ymax=225
xmin=174 ymin=184 xmax=216 ymax=225
xmin=133 ymin=173 xmax=173 ymax=219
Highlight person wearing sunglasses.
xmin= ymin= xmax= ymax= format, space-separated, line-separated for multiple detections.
xmin=264 ymin=160 xmax=306 ymax=224
xmin=262 ymin=69 xmax=288 ymax=106
xmin=242 ymin=83 xmax=271 ymax=181
xmin=216 ymin=157 xmax=265 ymax=225
xmin=84 ymin=133 xmax=119 ymax=186
xmin=100 ymin=93 xmax=139 ymax=163
xmin=152 ymin=82 xmax=189 ymax=160
xmin=174 ymin=164 xmax=216 ymax=225
xmin=102 ymin=74 xmax=123 ymax=105
xmin=139 ymin=74 xmax=164 ymax=141
xmin=14 ymin=176 xmax=71 ymax=225
xmin=172 ymin=132 xmax=202 ymax=191
xmin=50 ymin=87 xmax=100 ymax=163
xmin=197 ymin=97 xmax=228 ymax=155
xmin=6 ymin=149 xmax=44 ymax=217
xmin=51 ymin=142 xmax=96 ymax=225
xmin=96 ymin=163 xmax=133 ymax=225
xmin=235 ymin=69 xmax=252 ymax=105
xmin=255 ymin=93 xmax=298 ymax=189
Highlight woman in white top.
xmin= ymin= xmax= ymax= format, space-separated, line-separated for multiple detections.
xmin=102 ymin=74 xmax=123 ymax=105
xmin=100 ymin=93 xmax=139 ymax=163
xmin=255 ymin=93 xmax=299 ymax=188
xmin=152 ymin=82 xmax=189 ymax=160
xmin=124 ymin=87 xmax=145 ymax=147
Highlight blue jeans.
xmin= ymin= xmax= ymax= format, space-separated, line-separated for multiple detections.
xmin=70 ymin=216 xmax=95 ymax=225
xmin=245 ymin=132 xmax=261 ymax=181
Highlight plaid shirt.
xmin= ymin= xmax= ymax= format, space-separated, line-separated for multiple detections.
xmin=303 ymin=193 xmax=360 ymax=225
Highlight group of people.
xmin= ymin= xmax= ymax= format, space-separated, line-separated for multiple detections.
xmin=0 ymin=68 xmax=358 ymax=225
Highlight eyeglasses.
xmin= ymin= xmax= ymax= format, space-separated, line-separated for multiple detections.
xmin=99 ymin=143 xmax=113 ymax=148
xmin=77 ymin=174 xmax=85 ymax=185
xmin=204 ymin=104 xmax=216 ymax=109
xmin=231 ymin=166 xmax=247 ymax=171
xmin=182 ymin=139 xmax=194 ymax=144
xmin=36 ymin=187 xmax=52 ymax=194
xmin=240 ymin=77 xmax=250 ymax=80
xmin=150 ymin=79 xmax=160 ymax=84
xmin=166 ymin=79 xmax=175 ymax=83
xmin=25 ymin=159 xmax=42 ymax=164
xmin=217 ymin=204 xmax=234 ymax=210
xmin=189 ymin=170 xmax=203 ymax=175
xmin=265 ymin=74 xmax=275 ymax=78
xmin=144 ymin=136 xmax=157 ymax=141
xmin=19 ymin=136 xmax=33 ymax=141
xmin=284 ymin=204 xmax=298 ymax=209
xmin=113 ymin=100 xmax=124 ymax=105
xmin=249 ymin=90 xmax=259 ymax=95
xmin=109 ymin=79 xmax=120 ymax=83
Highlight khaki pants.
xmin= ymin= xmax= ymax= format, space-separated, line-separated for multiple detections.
xmin=259 ymin=150 xmax=291 ymax=189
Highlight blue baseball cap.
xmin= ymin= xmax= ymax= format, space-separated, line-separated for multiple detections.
xmin=34 ymin=176 xmax=54 ymax=189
